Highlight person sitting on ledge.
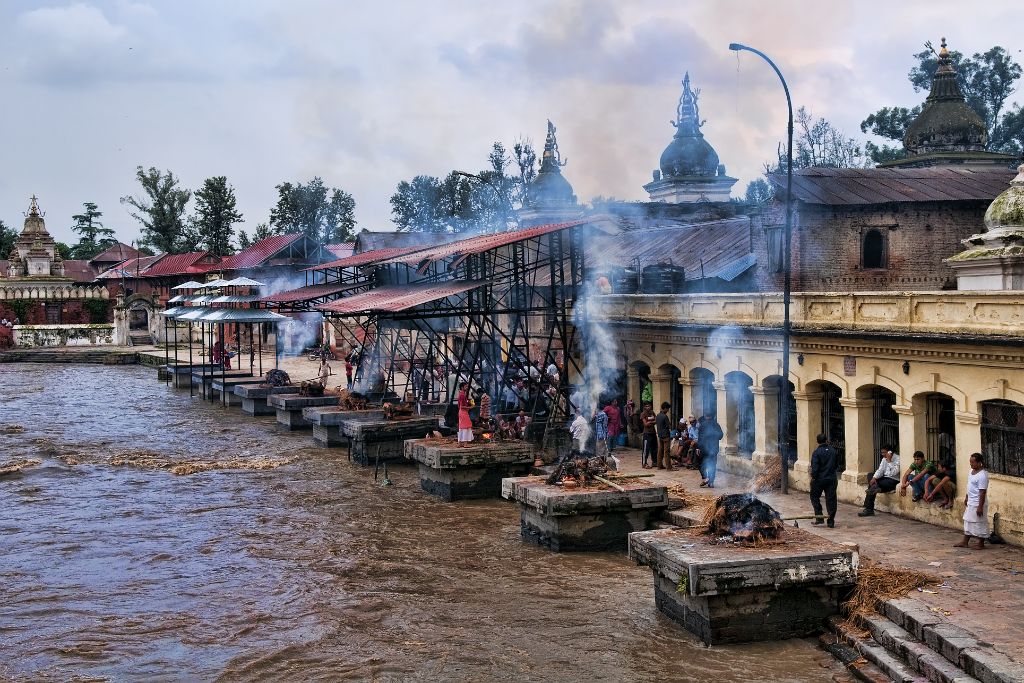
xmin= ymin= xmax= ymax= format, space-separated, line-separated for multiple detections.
xmin=900 ymin=450 xmax=935 ymax=502
xmin=858 ymin=446 xmax=901 ymax=517
xmin=925 ymin=460 xmax=957 ymax=509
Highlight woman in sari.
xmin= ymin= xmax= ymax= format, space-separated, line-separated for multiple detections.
xmin=457 ymin=381 xmax=474 ymax=446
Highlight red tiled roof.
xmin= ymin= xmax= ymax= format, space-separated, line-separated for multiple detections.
xmin=216 ymin=233 xmax=304 ymax=271
xmin=325 ymin=242 xmax=356 ymax=258
xmin=380 ymin=220 xmax=592 ymax=268
xmin=89 ymin=242 xmax=140 ymax=265
xmin=318 ymin=281 xmax=488 ymax=315
xmin=62 ymin=260 xmax=100 ymax=283
xmin=303 ymin=245 xmax=432 ymax=271
xmin=97 ymin=254 xmax=165 ymax=279
xmin=770 ymin=167 xmax=1015 ymax=205
xmin=141 ymin=251 xmax=218 ymax=277
xmin=261 ymin=283 xmax=353 ymax=303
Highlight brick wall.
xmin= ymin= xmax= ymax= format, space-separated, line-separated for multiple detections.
xmin=753 ymin=200 xmax=989 ymax=292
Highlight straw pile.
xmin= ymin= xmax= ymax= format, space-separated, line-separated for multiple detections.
xmin=665 ymin=484 xmax=716 ymax=513
xmin=843 ymin=560 xmax=937 ymax=620
xmin=753 ymin=456 xmax=782 ymax=492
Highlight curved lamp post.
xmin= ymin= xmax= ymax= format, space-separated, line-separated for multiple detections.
xmin=729 ymin=42 xmax=794 ymax=494
xmin=453 ymin=170 xmax=520 ymax=231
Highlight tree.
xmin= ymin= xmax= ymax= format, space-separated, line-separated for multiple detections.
xmin=744 ymin=178 xmax=774 ymax=205
xmin=268 ymin=177 xmax=356 ymax=244
xmin=120 ymin=166 xmax=192 ymax=253
xmin=0 ymin=220 xmax=16 ymax=258
xmin=237 ymin=222 xmax=272 ymax=250
xmin=69 ymin=202 xmax=117 ymax=259
xmin=391 ymin=175 xmax=445 ymax=233
xmin=862 ymin=42 xmax=1024 ymax=161
xmin=765 ymin=107 xmax=870 ymax=173
xmin=55 ymin=242 xmax=72 ymax=260
xmin=193 ymin=176 xmax=243 ymax=257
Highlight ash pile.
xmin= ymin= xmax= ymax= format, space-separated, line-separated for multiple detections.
xmin=545 ymin=449 xmax=608 ymax=488
xmin=702 ymin=493 xmax=784 ymax=543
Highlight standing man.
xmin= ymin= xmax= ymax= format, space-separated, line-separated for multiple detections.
xmin=698 ymin=414 xmax=723 ymax=488
xmin=603 ymin=398 xmax=621 ymax=453
xmin=955 ymin=452 xmax=990 ymax=549
xmin=858 ymin=446 xmax=901 ymax=517
xmin=593 ymin=408 xmax=609 ymax=459
xmin=655 ymin=402 xmax=673 ymax=470
xmin=640 ymin=402 xmax=657 ymax=468
xmin=809 ymin=434 xmax=840 ymax=528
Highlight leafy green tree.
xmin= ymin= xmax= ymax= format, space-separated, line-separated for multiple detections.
xmin=268 ymin=177 xmax=356 ymax=244
xmin=55 ymin=242 xmax=73 ymax=260
xmin=0 ymin=220 xmax=16 ymax=258
xmin=193 ymin=176 xmax=243 ymax=256
xmin=237 ymin=222 xmax=272 ymax=250
xmin=69 ymin=202 xmax=117 ymax=259
xmin=862 ymin=43 xmax=1024 ymax=161
xmin=765 ymin=107 xmax=869 ymax=173
xmin=744 ymin=178 xmax=774 ymax=205
xmin=120 ymin=166 xmax=192 ymax=253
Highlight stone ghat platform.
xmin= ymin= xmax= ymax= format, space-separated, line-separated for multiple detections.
xmin=303 ymin=407 xmax=385 ymax=446
xmin=268 ymin=394 xmax=341 ymax=429
xmin=233 ymin=384 xmax=299 ymax=415
xmin=320 ymin=415 xmax=441 ymax=465
xmin=163 ymin=363 xmax=222 ymax=388
xmin=501 ymin=476 xmax=669 ymax=552
xmin=629 ymin=526 xmax=859 ymax=645
xmin=210 ymin=377 xmax=267 ymax=405
xmin=405 ymin=438 xmax=535 ymax=501
xmin=191 ymin=370 xmax=254 ymax=400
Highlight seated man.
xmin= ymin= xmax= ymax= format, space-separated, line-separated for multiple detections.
xmin=858 ymin=446 xmax=901 ymax=517
xmin=924 ymin=460 xmax=957 ymax=509
xmin=900 ymin=450 xmax=935 ymax=502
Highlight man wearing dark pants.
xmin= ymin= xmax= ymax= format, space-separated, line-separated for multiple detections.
xmin=655 ymin=402 xmax=673 ymax=470
xmin=858 ymin=446 xmax=901 ymax=517
xmin=809 ymin=433 xmax=839 ymax=528
xmin=640 ymin=403 xmax=656 ymax=468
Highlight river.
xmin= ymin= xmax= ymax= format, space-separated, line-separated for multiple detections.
xmin=0 ymin=363 xmax=848 ymax=681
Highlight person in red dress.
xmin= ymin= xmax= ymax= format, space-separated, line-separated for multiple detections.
xmin=457 ymin=381 xmax=474 ymax=446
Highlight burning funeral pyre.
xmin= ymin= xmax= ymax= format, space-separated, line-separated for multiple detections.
xmin=545 ymin=451 xmax=612 ymax=489
xmin=263 ymin=369 xmax=291 ymax=387
xmin=701 ymin=493 xmax=785 ymax=543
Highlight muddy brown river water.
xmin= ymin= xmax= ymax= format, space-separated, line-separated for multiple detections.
xmin=0 ymin=364 xmax=848 ymax=681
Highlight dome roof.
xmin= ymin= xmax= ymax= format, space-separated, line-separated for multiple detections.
xmin=984 ymin=165 xmax=1024 ymax=230
xmin=527 ymin=120 xmax=576 ymax=208
xmin=659 ymin=73 xmax=721 ymax=178
xmin=904 ymin=38 xmax=988 ymax=155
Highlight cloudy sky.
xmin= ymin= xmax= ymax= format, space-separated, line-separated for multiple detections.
xmin=1 ymin=0 xmax=1021 ymax=246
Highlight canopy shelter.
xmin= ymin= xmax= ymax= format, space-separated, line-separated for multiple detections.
xmin=172 ymin=280 xmax=206 ymax=290
xmin=221 ymin=276 xmax=265 ymax=287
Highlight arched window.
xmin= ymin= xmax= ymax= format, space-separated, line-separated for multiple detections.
xmin=981 ymin=400 xmax=1024 ymax=478
xmin=863 ymin=229 xmax=886 ymax=269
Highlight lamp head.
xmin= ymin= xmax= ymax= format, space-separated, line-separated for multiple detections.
xmin=728 ymin=43 xmax=744 ymax=51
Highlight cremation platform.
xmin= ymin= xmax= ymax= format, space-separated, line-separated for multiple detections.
xmin=629 ymin=527 xmax=858 ymax=645
xmin=163 ymin=363 xmax=222 ymax=388
xmin=210 ymin=377 xmax=266 ymax=405
xmin=501 ymin=476 xmax=669 ymax=551
xmin=191 ymin=370 xmax=254 ymax=400
xmin=405 ymin=438 xmax=535 ymax=501
xmin=323 ymin=415 xmax=441 ymax=464
xmin=303 ymin=408 xmax=385 ymax=447
xmin=233 ymin=384 xmax=299 ymax=415
xmin=267 ymin=394 xmax=341 ymax=429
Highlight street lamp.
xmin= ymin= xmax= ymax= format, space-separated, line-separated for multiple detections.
xmin=729 ymin=42 xmax=794 ymax=494
xmin=453 ymin=170 xmax=520 ymax=231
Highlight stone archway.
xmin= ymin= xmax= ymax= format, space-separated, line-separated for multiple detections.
xmin=114 ymin=294 xmax=158 ymax=346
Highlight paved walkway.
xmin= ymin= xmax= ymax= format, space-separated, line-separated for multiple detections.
xmin=612 ymin=446 xmax=1024 ymax=664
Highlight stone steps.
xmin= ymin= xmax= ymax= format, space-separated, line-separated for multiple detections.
xmin=128 ymin=332 xmax=153 ymax=346
xmin=0 ymin=350 xmax=138 ymax=364
xmin=825 ymin=597 xmax=1024 ymax=683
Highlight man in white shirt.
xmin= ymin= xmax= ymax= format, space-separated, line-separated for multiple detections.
xmin=955 ymin=452 xmax=990 ymax=549
xmin=858 ymin=446 xmax=901 ymax=517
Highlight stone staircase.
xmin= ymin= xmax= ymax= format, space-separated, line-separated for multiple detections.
xmin=0 ymin=349 xmax=138 ymax=364
xmin=822 ymin=597 xmax=1024 ymax=683
xmin=128 ymin=331 xmax=153 ymax=347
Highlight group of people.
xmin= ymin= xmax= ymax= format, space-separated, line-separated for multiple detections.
xmin=634 ymin=402 xmax=723 ymax=486
xmin=808 ymin=438 xmax=991 ymax=548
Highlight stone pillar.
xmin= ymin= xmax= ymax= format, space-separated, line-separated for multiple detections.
xmin=714 ymin=380 xmax=735 ymax=456
xmin=679 ymin=377 xmax=697 ymax=416
xmin=789 ymin=390 xmax=820 ymax=483
xmin=954 ymin=411 xmax=982 ymax=479
xmin=627 ymin=366 xmax=641 ymax=402
xmin=651 ymin=370 xmax=674 ymax=411
xmin=838 ymin=397 xmax=875 ymax=488
xmin=893 ymin=404 xmax=919 ymax=458
xmin=751 ymin=386 xmax=777 ymax=465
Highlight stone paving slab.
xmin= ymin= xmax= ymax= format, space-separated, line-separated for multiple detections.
xmin=405 ymin=438 xmax=534 ymax=468
xmin=611 ymin=446 xmax=1024 ymax=666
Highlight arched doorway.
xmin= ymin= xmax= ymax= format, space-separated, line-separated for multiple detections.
xmin=658 ymin=363 xmax=683 ymax=424
xmin=764 ymin=375 xmax=798 ymax=464
xmin=689 ymin=367 xmax=717 ymax=419
xmin=725 ymin=371 xmax=755 ymax=457
xmin=806 ymin=380 xmax=845 ymax=471
xmin=859 ymin=385 xmax=899 ymax=465
xmin=914 ymin=392 xmax=956 ymax=466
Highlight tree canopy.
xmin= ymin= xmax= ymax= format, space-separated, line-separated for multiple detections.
xmin=120 ymin=167 xmax=192 ymax=254
xmin=862 ymin=42 xmax=1024 ymax=162
xmin=267 ymin=177 xmax=356 ymax=245
xmin=0 ymin=220 xmax=17 ymax=259
xmin=193 ymin=176 xmax=243 ymax=257
xmin=69 ymin=202 xmax=117 ymax=259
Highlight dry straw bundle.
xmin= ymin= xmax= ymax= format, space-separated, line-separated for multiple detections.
xmin=843 ymin=560 xmax=937 ymax=620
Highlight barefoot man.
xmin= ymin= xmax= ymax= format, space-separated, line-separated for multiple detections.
xmin=955 ymin=452 xmax=989 ymax=550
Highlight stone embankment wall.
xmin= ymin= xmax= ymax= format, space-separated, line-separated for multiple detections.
xmin=13 ymin=324 xmax=115 ymax=348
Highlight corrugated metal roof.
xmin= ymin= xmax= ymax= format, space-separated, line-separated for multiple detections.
xmin=198 ymin=308 xmax=289 ymax=323
xmin=318 ymin=281 xmax=488 ymax=315
xmin=591 ymin=218 xmax=752 ymax=281
xmin=98 ymin=255 xmax=166 ymax=279
xmin=303 ymin=245 xmax=431 ymax=271
xmin=88 ymin=243 xmax=139 ymax=265
xmin=354 ymin=230 xmax=450 ymax=253
xmin=142 ymin=251 xmax=218 ymax=277
xmin=325 ymin=242 xmax=356 ymax=258
xmin=711 ymin=252 xmax=757 ymax=281
xmin=770 ymin=167 xmax=1015 ymax=205
xmin=381 ymin=220 xmax=592 ymax=268
xmin=209 ymin=295 xmax=262 ymax=303
xmin=261 ymin=283 xmax=352 ymax=303
xmin=61 ymin=260 xmax=99 ymax=283
xmin=216 ymin=233 xmax=304 ymax=271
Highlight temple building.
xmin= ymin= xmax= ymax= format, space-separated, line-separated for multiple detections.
xmin=643 ymin=73 xmax=737 ymax=203
xmin=518 ymin=120 xmax=580 ymax=226
xmin=0 ymin=196 xmax=110 ymax=340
